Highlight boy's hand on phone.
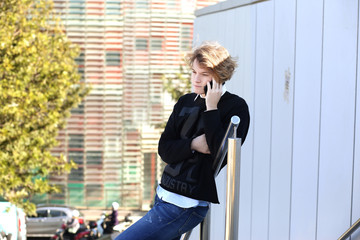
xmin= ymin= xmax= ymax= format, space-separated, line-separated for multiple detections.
xmin=205 ymin=79 xmax=222 ymax=111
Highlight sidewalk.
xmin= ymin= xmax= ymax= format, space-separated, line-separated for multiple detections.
xmin=98 ymin=232 xmax=120 ymax=240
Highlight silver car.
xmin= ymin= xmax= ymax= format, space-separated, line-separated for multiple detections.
xmin=26 ymin=205 xmax=84 ymax=238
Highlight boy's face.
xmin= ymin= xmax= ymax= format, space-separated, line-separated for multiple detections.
xmin=191 ymin=59 xmax=213 ymax=95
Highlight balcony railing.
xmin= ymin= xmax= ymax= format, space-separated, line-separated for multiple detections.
xmin=183 ymin=115 xmax=242 ymax=240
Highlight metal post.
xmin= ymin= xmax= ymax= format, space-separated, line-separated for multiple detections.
xmin=225 ymin=138 xmax=241 ymax=240
xmin=182 ymin=229 xmax=192 ymax=240
xmin=213 ymin=116 xmax=241 ymax=177
xmin=182 ymin=116 xmax=241 ymax=240
xmin=200 ymin=207 xmax=211 ymax=239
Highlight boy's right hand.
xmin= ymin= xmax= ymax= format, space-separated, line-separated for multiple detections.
xmin=191 ymin=134 xmax=210 ymax=154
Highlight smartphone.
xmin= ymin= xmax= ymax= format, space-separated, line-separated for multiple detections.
xmin=204 ymin=81 xmax=213 ymax=95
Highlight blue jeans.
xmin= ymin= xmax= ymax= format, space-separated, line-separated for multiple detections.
xmin=114 ymin=195 xmax=209 ymax=240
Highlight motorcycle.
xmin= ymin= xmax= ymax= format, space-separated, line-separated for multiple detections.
xmin=101 ymin=212 xmax=135 ymax=234
xmin=51 ymin=220 xmax=100 ymax=240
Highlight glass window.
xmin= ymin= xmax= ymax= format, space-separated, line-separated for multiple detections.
xmin=69 ymin=134 xmax=84 ymax=149
xmin=71 ymin=102 xmax=84 ymax=114
xmin=106 ymin=52 xmax=121 ymax=66
xmin=86 ymin=151 xmax=102 ymax=165
xmin=75 ymin=52 xmax=85 ymax=66
xmin=77 ymin=68 xmax=85 ymax=82
xmin=135 ymin=39 xmax=148 ymax=50
xmin=69 ymin=6 xmax=85 ymax=15
xmin=49 ymin=210 xmax=66 ymax=218
xmin=181 ymin=25 xmax=192 ymax=51
xmin=36 ymin=210 xmax=48 ymax=218
xmin=150 ymin=39 xmax=162 ymax=51
xmin=106 ymin=2 xmax=121 ymax=15
xmin=167 ymin=0 xmax=176 ymax=8
xmin=69 ymin=167 xmax=84 ymax=181
xmin=86 ymin=184 xmax=102 ymax=198
xmin=68 ymin=0 xmax=85 ymax=15
xmin=51 ymin=185 xmax=66 ymax=199
xmin=69 ymin=151 xmax=84 ymax=164
xmin=143 ymin=153 xmax=156 ymax=200
xmin=136 ymin=0 xmax=148 ymax=8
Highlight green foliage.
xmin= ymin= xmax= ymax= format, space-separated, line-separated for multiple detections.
xmin=154 ymin=65 xmax=191 ymax=131
xmin=0 ymin=0 xmax=89 ymax=214
xmin=163 ymin=65 xmax=191 ymax=102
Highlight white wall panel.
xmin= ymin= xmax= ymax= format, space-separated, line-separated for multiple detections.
xmin=230 ymin=6 xmax=256 ymax=240
xmin=352 ymin=8 xmax=360 ymax=236
xmin=251 ymin=1 xmax=274 ymax=240
xmin=193 ymin=14 xmax=220 ymax=46
xmin=268 ymin=0 xmax=296 ymax=239
xmin=217 ymin=11 xmax=230 ymax=46
xmin=316 ymin=0 xmax=358 ymax=239
xmin=289 ymin=1 xmax=323 ymax=240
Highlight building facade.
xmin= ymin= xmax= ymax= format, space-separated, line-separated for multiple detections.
xmin=33 ymin=0 xmax=221 ymax=210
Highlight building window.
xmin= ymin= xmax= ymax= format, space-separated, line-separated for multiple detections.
xmin=106 ymin=2 xmax=121 ymax=15
xmin=50 ymin=184 xmax=66 ymax=199
xmin=106 ymin=52 xmax=121 ymax=66
xmin=86 ymin=151 xmax=102 ymax=165
xmin=167 ymin=0 xmax=177 ymax=8
xmin=71 ymin=102 xmax=84 ymax=114
xmin=150 ymin=39 xmax=162 ymax=51
xmin=69 ymin=167 xmax=84 ymax=181
xmin=135 ymin=39 xmax=148 ymax=50
xmin=143 ymin=153 xmax=157 ymax=200
xmin=75 ymin=52 xmax=85 ymax=66
xmin=68 ymin=0 xmax=85 ymax=14
xmin=136 ymin=0 xmax=148 ymax=9
xmin=69 ymin=151 xmax=84 ymax=164
xmin=181 ymin=25 xmax=192 ymax=51
xmin=86 ymin=184 xmax=102 ymax=198
xmin=69 ymin=134 xmax=84 ymax=149
xmin=77 ymin=68 xmax=85 ymax=82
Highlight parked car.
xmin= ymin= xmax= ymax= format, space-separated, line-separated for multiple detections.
xmin=0 ymin=201 xmax=27 ymax=240
xmin=26 ymin=204 xmax=85 ymax=238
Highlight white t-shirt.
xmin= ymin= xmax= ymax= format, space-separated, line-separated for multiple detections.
xmin=156 ymin=185 xmax=209 ymax=208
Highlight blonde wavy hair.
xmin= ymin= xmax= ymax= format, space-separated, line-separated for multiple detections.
xmin=186 ymin=41 xmax=237 ymax=84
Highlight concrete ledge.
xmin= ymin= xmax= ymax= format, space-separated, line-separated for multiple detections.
xmin=195 ymin=0 xmax=269 ymax=17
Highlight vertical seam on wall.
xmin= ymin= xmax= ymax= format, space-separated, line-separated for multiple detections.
xmin=288 ymin=0 xmax=298 ymax=239
xmin=315 ymin=0 xmax=325 ymax=239
xmin=267 ymin=1 xmax=276 ymax=239
xmin=350 ymin=0 xmax=360 ymax=237
xmin=250 ymin=4 xmax=258 ymax=240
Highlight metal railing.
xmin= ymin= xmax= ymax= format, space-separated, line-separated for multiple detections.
xmin=338 ymin=218 xmax=360 ymax=240
xmin=182 ymin=115 xmax=242 ymax=240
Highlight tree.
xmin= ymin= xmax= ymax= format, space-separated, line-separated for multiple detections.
xmin=163 ymin=65 xmax=191 ymax=102
xmin=153 ymin=65 xmax=192 ymax=131
xmin=0 ymin=0 xmax=89 ymax=214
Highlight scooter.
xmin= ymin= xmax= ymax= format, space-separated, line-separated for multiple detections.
xmin=51 ymin=221 xmax=100 ymax=240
